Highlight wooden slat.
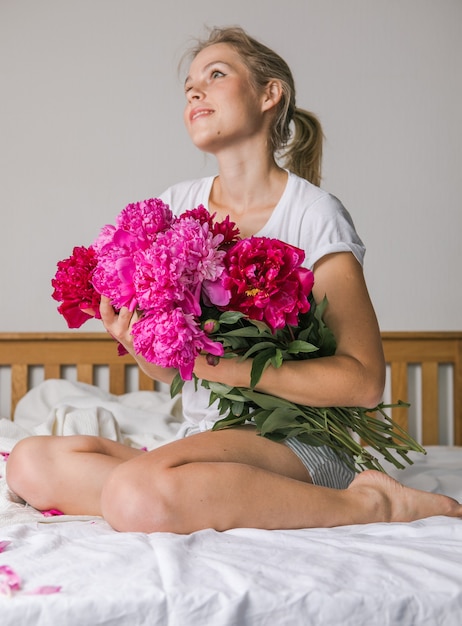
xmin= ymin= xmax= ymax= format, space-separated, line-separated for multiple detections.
xmin=421 ymin=362 xmax=439 ymax=445
xmin=454 ymin=340 xmax=462 ymax=446
xmin=77 ymin=364 xmax=94 ymax=385
xmin=44 ymin=364 xmax=61 ymax=379
xmin=11 ymin=364 xmax=28 ymax=418
xmin=109 ymin=364 xmax=126 ymax=395
xmin=139 ymin=370 xmax=156 ymax=392
xmin=390 ymin=361 xmax=409 ymax=432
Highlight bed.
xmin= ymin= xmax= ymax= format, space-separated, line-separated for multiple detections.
xmin=0 ymin=331 xmax=461 ymax=625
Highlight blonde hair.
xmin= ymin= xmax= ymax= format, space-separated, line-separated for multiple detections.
xmin=185 ymin=26 xmax=323 ymax=186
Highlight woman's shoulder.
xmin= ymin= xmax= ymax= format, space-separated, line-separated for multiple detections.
xmin=279 ymin=172 xmax=365 ymax=268
xmin=286 ymin=172 xmax=343 ymax=212
xmin=285 ymin=172 xmax=360 ymax=230
xmin=158 ymin=176 xmax=215 ymax=215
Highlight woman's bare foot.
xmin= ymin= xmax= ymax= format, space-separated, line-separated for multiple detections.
xmin=348 ymin=470 xmax=462 ymax=523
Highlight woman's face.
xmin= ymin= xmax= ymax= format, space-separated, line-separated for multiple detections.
xmin=183 ymin=43 xmax=266 ymax=154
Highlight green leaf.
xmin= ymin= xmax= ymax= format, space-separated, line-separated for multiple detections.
xmin=212 ymin=414 xmax=248 ymax=430
xmin=221 ymin=327 xmax=263 ymax=338
xmin=239 ymin=389 xmax=296 ymax=410
xmin=206 ymin=381 xmax=234 ymax=396
xmin=220 ymin=335 xmax=249 ymax=351
xmin=247 ymin=319 xmax=272 ymax=333
xmin=219 ymin=311 xmax=247 ymax=325
xmin=287 ymin=340 xmax=319 ymax=354
xmin=298 ymin=322 xmax=314 ymax=342
xmin=242 ymin=341 xmax=279 ymax=359
xmin=256 ymin=407 xmax=301 ymax=435
xmin=250 ymin=348 xmax=276 ymax=388
xmin=170 ymin=373 xmax=184 ymax=398
xmin=221 ymin=336 xmax=251 ymax=350
xmin=270 ymin=348 xmax=283 ymax=369
xmin=231 ymin=400 xmax=246 ymax=417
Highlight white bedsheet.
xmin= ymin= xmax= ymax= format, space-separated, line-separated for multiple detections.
xmin=1 ymin=381 xmax=461 ymax=625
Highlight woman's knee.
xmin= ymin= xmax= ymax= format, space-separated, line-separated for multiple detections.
xmin=6 ymin=435 xmax=102 ymax=507
xmin=101 ymin=461 xmax=178 ymax=533
xmin=6 ymin=436 xmax=52 ymax=505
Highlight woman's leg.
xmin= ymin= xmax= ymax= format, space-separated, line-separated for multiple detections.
xmin=6 ymin=435 xmax=143 ymax=516
xmin=100 ymin=428 xmax=462 ymax=533
xmin=7 ymin=429 xmax=462 ymax=532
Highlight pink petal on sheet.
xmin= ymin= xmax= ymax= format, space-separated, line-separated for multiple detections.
xmin=41 ymin=508 xmax=64 ymax=517
xmin=24 ymin=585 xmax=62 ymax=595
xmin=0 ymin=541 xmax=11 ymax=553
xmin=0 ymin=565 xmax=21 ymax=595
xmin=0 ymin=451 xmax=10 ymax=460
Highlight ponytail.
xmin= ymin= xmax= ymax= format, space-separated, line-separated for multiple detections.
xmin=280 ymin=108 xmax=323 ymax=187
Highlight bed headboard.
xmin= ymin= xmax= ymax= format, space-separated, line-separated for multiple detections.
xmin=0 ymin=331 xmax=461 ymax=446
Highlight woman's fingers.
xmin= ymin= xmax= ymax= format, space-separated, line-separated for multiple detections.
xmin=99 ymin=296 xmax=139 ymax=347
xmin=99 ymin=296 xmax=116 ymax=324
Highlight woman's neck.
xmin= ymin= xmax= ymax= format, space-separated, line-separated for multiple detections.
xmin=208 ymin=158 xmax=288 ymax=237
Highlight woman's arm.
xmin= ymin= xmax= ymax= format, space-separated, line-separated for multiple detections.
xmin=99 ymin=297 xmax=177 ymax=386
xmin=193 ymin=252 xmax=386 ymax=408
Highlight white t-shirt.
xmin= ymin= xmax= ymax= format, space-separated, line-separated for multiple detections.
xmin=159 ymin=171 xmax=365 ymax=432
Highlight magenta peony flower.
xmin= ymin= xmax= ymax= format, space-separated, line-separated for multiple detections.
xmin=116 ymin=198 xmax=173 ymax=244
xmin=51 ymin=246 xmax=101 ymax=328
xmin=131 ymin=307 xmax=224 ymax=380
xmin=223 ymin=237 xmax=314 ymax=332
xmin=92 ymin=198 xmax=173 ymax=312
xmin=92 ymin=229 xmax=139 ymax=311
xmin=133 ymin=215 xmax=230 ymax=312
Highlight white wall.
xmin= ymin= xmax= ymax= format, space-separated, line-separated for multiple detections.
xmin=1 ymin=0 xmax=461 ymax=332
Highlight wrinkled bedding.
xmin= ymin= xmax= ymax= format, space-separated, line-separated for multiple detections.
xmin=1 ymin=381 xmax=461 ymax=625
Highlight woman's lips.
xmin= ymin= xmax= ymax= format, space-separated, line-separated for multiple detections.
xmin=190 ymin=107 xmax=214 ymax=122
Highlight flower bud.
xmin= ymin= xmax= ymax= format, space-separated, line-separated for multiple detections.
xmin=206 ymin=354 xmax=220 ymax=367
xmin=203 ymin=319 xmax=219 ymax=334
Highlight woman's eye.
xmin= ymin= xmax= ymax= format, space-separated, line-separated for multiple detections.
xmin=211 ymin=70 xmax=225 ymax=79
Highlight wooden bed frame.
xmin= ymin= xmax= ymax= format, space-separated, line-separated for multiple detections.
xmin=0 ymin=331 xmax=461 ymax=446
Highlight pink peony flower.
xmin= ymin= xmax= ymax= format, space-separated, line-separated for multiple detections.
xmin=0 ymin=564 xmax=61 ymax=596
xmin=131 ymin=307 xmax=224 ymax=380
xmin=179 ymin=205 xmax=240 ymax=247
xmin=51 ymin=246 xmax=101 ymax=328
xmin=41 ymin=508 xmax=64 ymax=517
xmin=92 ymin=199 xmax=173 ymax=312
xmin=24 ymin=585 xmax=62 ymax=595
xmin=133 ymin=215 xmax=230 ymax=312
xmin=223 ymin=237 xmax=314 ymax=332
xmin=0 ymin=541 xmax=11 ymax=553
xmin=92 ymin=229 xmax=139 ymax=311
xmin=0 ymin=565 xmax=21 ymax=596
xmin=117 ymin=198 xmax=173 ymax=243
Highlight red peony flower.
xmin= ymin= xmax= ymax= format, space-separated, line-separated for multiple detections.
xmin=51 ymin=245 xmax=101 ymax=328
xmin=222 ymin=237 xmax=314 ymax=332
xmin=179 ymin=205 xmax=240 ymax=247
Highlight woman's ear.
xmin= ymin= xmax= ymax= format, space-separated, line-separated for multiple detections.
xmin=261 ymin=79 xmax=283 ymax=112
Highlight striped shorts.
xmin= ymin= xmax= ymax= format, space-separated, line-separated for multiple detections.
xmin=180 ymin=422 xmax=355 ymax=490
xmin=284 ymin=438 xmax=355 ymax=489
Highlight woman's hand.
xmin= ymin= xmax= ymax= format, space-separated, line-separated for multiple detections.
xmin=193 ymin=353 xmax=252 ymax=389
xmin=99 ymin=296 xmax=138 ymax=356
xmin=97 ymin=296 xmax=177 ymax=386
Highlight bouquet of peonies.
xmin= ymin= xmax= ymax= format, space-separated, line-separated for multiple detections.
xmin=52 ymin=198 xmax=425 ymax=472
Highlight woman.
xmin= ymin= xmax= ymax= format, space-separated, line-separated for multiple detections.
xmin=7 ymin=27 xmax=461 ymax=533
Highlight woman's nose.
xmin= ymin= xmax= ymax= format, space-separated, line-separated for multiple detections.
xmin=187 ymin=84 xmax=205 ymax=102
